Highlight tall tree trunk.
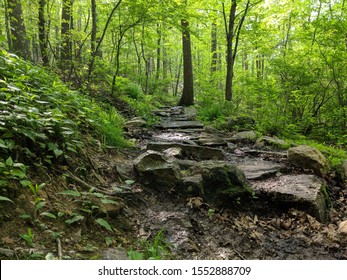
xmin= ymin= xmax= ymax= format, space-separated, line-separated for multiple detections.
xmin=223 ymin=0 xmax=250 ymax=101
xmin=224 ymin=0 xmax=237 ymax=101
xmin=7 ymin=0 xmax=30 ymax=59
xmin=60 ymin=0 xmax=73 ymax=69
xmin=156 ymin=22 xmax=161 ymax=81
xmin=91 ymin=0 xmax=97 ymax=55
xmin=38 ymin=0 xmax=49 ymax=66
xmin=178 ymin=18 xmax=194 ymax=106
xmin=211 ymin=20 xmax=218 ymax=74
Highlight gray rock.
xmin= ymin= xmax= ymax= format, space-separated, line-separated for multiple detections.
xmin=158 ymin=120 xmax=204 ymax=129
xmin=288 ymin=145 xmax=329 ymax=176
xmin=251 ymin=174 xmax=328 ymax=222
xmin=237 ymin=160 xmax=286 ymax=180
xmin=125 ymin=117 xmax=147 ymax=128
xmin=181 ymin=174 xmax=203 ymax=195
xmin=191 ymin=162 xmax=251 ymax=206
xmin=255 ymin=136 xmax=290 ymax=149
xmin=133 ymin=150 xmax=182 ymax=189
xmin=197 ymin=132 xmax=227 ymax=147
xmin=163 ymin=147 xmax=183 ymax=158
xmin=103 ymin=248 xmax=128 ymax=260
xmin=183 ymin=107 xmax=197 ymax=120
xmin=229 ymin=130 xmax=257 ymax=144
xmin=0 ymin=248 xmax=15 ymax=258
xmin=147 ymin=142 xmax=225 ymax=161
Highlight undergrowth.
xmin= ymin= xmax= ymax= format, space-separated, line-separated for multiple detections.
xmin=0 ymin=49 xmax=128 ymax=200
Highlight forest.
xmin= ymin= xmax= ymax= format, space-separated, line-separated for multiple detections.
xmin=1 ymin=0 xmax=347 ymax=260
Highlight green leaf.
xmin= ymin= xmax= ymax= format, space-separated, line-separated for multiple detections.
xmin=5 ymin=157 xmax=13 ymax=166
xmin=58 ymin=190 xmax=81 ymax=197
xmin=35 ymin=201 xmax=46 ymax=211
xmin=101 ymin=199 xmax=118 ymax=205
xmin=40 ymin=212 xmax=57 ymax=219
xmin=53 ymin=149 xmax=63 ymax=157
xmin=11 ymin=169 xmax=26 ymax=179
xmin=65 ymin=215 xmax=84 ymax=225
xmin=128 ymin=250 xmax=144 ymax=260
xmin=0 ymin=196 xmax=14 ymax=203
xmin=95 ymin=218 xmax=113 ymax=232
xmin=125 ymin=180 xmax=135 ymax=185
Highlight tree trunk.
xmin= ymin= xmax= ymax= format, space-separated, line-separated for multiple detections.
xmin=156 ymin=22 xmax=161 ymax=81
xmin=7 ymin=0 xmax=30 ymax=59
xmin=60 ymin=0 xmax=73 ymax=68
xmin=178 ymin=19 xmax=194 ymax=106
xmin=38 ymin=0 xmax=49 ymax=66
xmin=91 ymin=0 xmax=97 ymax=55
xmin=224 ymin=0 xmax=237 ymax=101
xmin=210 ymin=20 xmax=218 ymax=76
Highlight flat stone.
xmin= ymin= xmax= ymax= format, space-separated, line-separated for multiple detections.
xmin=197 ymin=133 xmax=227 ymax=147
xmin=125 ymin=117 xmax=147 ymax=127
xmin=157 ymin=120 xmax=204 ymax=129
xmin=237 ymin=160 xmax=286 ymax=180
xmin=251 ymin=174 xmax=328 ymax=221
xmin=147 ymin=142 xmax=225 ymax=161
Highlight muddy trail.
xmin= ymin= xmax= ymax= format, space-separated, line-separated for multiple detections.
xmin=122 ymin=106 xmax=347 ymax=260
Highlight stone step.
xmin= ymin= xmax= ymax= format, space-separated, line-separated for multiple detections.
xmin=250 ymin=174 xmax=327 ymax=222
xmin=157 ymin=120 xmax=204 ymax=129
xmin=147 ymin=141 xmax=225 ymax=161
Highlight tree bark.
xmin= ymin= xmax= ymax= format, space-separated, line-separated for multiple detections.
xmin=211 ymin=20 xmax=218 ymax=74
xmin=178 ymin=19 xmax=194 ymax=106
xmin=38 ymin=0 xmax=49 ymax=66
xmin=60 ymin=0 xmax=73 ymax=67
xmin=224 ymin=0 xmax=237 ymax=101
xmin=7 ymin=0 xmax=30 ymax=59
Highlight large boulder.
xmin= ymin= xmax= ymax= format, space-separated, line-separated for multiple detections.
xmin=133 ymin=150 xmax=182 ymax=189
xmin=251 ymin=174 xmax=328 ymax=222
xmin=287 ymin=145 xmax=329 ymax=176
xmin=190 ymin=162 xmax=251 ymax=206
xmin=255 ymin=136 xmax=290 ymax=150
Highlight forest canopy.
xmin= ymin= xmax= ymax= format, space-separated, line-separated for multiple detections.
xmin=1 ymin=0 xmax=347 ymax=145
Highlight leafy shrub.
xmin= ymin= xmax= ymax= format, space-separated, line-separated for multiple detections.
xmin=0 ymin=49 xmax=128 ymax=194
xmin=113 ymin=76 xmax=144 ymax=100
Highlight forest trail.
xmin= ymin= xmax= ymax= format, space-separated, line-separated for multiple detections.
xmin=119 ymin=106 xmax=347 ymax=260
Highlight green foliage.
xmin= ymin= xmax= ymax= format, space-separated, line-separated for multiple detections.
xmin=20 ymin=228 xmax=35 ymax=247
xmin=58 ymin=187 xmax=118 ymax=230
xmin=128 ymin=228 xmax=172 ymax=260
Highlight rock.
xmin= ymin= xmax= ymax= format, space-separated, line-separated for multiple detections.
xmin=158 ymin=120 xmax=204 ymax=129
xmin=338 ymin=220 xmax=347 ymax=236
xmin=237 ymin=160 xmax=286 ymax=180
xmin=255 ymin=136 xmax=290 ymax=149
xmin=115 ymin=161 xmax=134 ymax=181
xmin=197 ymin=132 xmax=227 ymax=147
xmin=191 ymin=162 xmax=251 ymax=206
xmin=163 ymin=147 xmax=183 ymax=158
xmin=0 ymin=247 xmax=15 ymax=258
xmin=103 ymin=248 xmax=128 ymax=260
xmin=125 ymin=117 xmax=147 ymax=128
xmin=183 ymin=107 xmax=197 ymax=120
xmin=147 ymin=142 xmax=225 ymax=161
xmin=133 ymin=150 xmax=182 ymax=189
xmin=287 ymin=145 xmax=329 ymax=176
xmin=229 ymin=131 xmax=258 ymax=144
xmin=251 ymin=174 xmax=328 ymax=222
xmin=181 ymin=174 xmax=203 ymax=195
